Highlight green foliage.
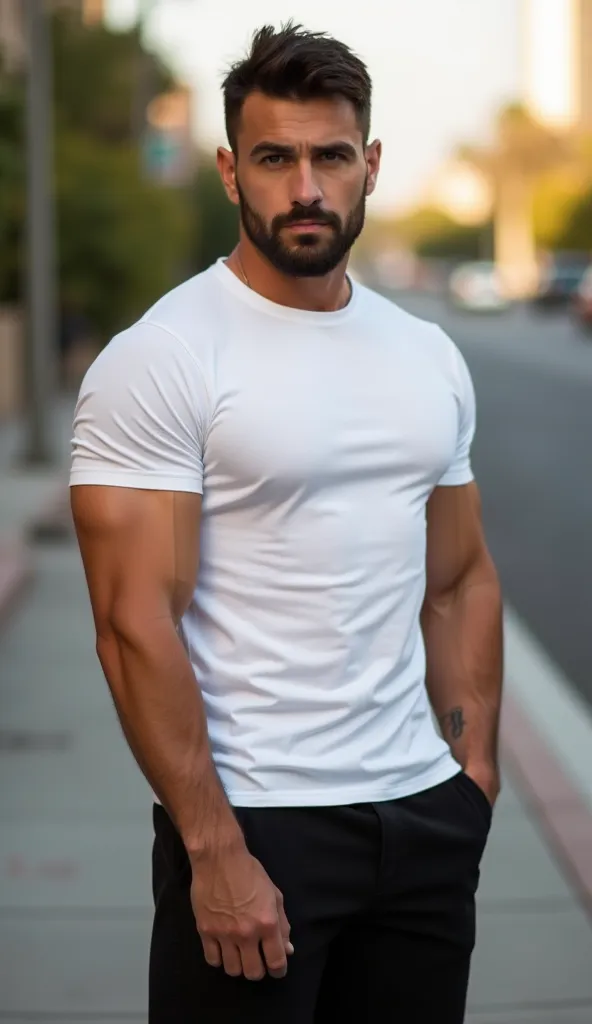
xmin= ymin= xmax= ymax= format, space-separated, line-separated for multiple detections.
xmin=532 ymin=170 xmax=586 ymax=249
xmin=417 ymin=222 xmax=492 ymax=261
xmin=0 ymin=10 xmax=192 ymax=341
xmin=51 ymin=11 xmax=174 ymax=144
xmin=555 ymin=188 xmax=592 ymax=253
xmin=189 ymin=159 xmax=239 ymax=273
xmin=56 ymin=132 xmax=190 ymax=336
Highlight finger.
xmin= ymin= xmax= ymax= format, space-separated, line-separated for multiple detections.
xmin=275 ymin=889 xmax=294 ymax=955
xmin=261 ymin=928 xmax=289 ymax=978
xmin=220 ymin=940 xmax=243 ymax=978
xmin=200 ymin=935 xmax=222 ymax=969
xmin=238 ymin=940 xmax=267 ymax=982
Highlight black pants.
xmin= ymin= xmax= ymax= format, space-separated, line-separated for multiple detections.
xmin=149 ymin=770 xmax=492 ymax=1023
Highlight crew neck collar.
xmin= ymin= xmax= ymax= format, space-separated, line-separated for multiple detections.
xmin=211 ymin=257 xmax=360 ymax=326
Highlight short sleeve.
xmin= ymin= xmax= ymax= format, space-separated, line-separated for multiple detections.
xmin=70 ymin=321 xmax=210 ymax=493
xmin=437 ymin=337 xmax=476 ymax=487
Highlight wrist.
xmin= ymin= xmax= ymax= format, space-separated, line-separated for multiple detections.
xmin=183 ymin=822 xmax=247 ymax=866
xmin=463 ymin=757 xmax=499 ymax=779
xmin=463 ymin=760 xmax=501 ymax=804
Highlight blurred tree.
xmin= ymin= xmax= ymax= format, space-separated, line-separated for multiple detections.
xmin=378 ymin=205 xmax=490 ymax=261
xmin=51 ymin=10 xmax=175 ymax=145
xmin=461 ymin=104 xmax=574 ymax=295
xmin=0 ymin=70 xmax=25 ymax=303
xmin=56 ymin=131 xmax=190 ymax=337
xmin=417 ymin=222 xmax=493 ymax=261
xmin=555 ymin=188 xmax=592 ymax=252
xmin=532 ymin=133 xmax=592 ymax=250
xmin=189 ymin=158 xmax=239 ymax=273
xmin=0 ymin=9 xmax=192 ymax=342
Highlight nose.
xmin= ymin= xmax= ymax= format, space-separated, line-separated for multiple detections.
xmin=288 ymin=160 xmax=323 ymax=208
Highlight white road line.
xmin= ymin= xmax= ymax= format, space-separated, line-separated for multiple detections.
xmin=504 ymin=604 xmax=592 ymax=811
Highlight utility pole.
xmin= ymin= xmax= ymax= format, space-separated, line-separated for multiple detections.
xmin=131 ymin=0 xmax=158 ymax=144
xmin=20 ymin=0 xmax=56 ymax=465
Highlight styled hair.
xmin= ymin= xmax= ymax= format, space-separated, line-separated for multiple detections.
xmin=222 ymin=22 xmax=372 ymax=153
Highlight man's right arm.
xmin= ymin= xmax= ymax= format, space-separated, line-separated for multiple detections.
xmin=70 ymin=484 xmax=238 ymax=856
xmin=71 ymin=483 xmax=292 ymax=981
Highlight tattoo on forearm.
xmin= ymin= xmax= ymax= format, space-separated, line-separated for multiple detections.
xmin=439 ymin=706 xmax=466 ymax=741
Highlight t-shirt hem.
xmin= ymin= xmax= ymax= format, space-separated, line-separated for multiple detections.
xmin=221 ymin=758 xmax=461 ymax=809
xmin=69 ymin=469 xmax=203 ymax=493
xmin=436 ymin=467 xmax=474 ymax=487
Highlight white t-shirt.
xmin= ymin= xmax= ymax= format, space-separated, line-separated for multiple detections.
xmin=70 ymin=258 xmax=475 ymax=807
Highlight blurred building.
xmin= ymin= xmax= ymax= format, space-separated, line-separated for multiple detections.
xmin=0 ymin=0 xmax=25 ymax=70
xmin=0 ymin=0 xmax=103 ymax=71
xmin=523 ymin=0 xmax=592 ymax=131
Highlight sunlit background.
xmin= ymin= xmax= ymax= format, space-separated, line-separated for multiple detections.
xmin=2 ymin=1 xmax=592 ymax=1020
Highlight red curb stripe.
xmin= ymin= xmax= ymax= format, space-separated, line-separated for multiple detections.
xmin=0 ymin=538 xmax=32 ymax=631
xmin=501 ymin=690 xmax=592 ymax=918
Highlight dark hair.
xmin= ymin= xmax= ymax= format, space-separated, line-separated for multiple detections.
xmin=222 ymin=22 xmax=372 ymax=153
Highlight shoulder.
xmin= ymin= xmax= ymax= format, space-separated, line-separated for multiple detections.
xmin=139 ymin=264 xmax=225 ymax=361
xmin=357 ymin=284 xmax=474 ymax=409
xmin=358 ymin=283 xmax=462 ymax=363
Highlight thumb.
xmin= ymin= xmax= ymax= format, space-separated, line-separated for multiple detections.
xmin=275 ymin=888 xmax=294 ymax=955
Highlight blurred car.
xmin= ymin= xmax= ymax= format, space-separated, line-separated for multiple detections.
xmin=448 ymin=261 xmax=509 ymax=313
xmin=572 ymin=265 xmax=592 ymax=331
xmin=532 ymin=259 xmax=589 ymax=309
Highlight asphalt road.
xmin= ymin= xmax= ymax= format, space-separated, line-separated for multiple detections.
xmin=386 ymin=290 xmax=592 ymax=711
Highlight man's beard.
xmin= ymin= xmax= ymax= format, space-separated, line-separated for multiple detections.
xmin=236 ymin=178 xmax=367 ymax=278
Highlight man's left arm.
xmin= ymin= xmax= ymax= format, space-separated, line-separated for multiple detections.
xmin=421 ymin=480 xmax=504 ymax=806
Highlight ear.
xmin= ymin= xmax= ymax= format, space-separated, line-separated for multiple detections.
xmin=365 ymin=139 xmax=382 ymax=197
xmin=217 ymin=147 xmax=239 ymax=206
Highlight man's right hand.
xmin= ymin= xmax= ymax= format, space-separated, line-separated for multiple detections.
xmin=191 ymin=846 xmax=294 ymax=982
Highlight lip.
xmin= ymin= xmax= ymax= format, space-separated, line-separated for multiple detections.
xmin=285 ymin=221 xmax=328 ymax=230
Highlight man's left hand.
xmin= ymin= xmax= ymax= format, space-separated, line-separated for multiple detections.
xmin=464 ymin=763 xmax=500 ymax=809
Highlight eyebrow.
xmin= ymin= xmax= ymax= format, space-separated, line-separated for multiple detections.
xmin=250 ymin=141 xmax=358 ymax=160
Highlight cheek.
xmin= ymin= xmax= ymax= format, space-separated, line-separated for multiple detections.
xmin=250 ymin=179 xmax=289 ymax=221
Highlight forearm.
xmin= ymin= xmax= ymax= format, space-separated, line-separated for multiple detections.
xmin=421 ymin=572 xmax=503 ymax=773
xmin=97 ymin=621 xmax=243 ymax=859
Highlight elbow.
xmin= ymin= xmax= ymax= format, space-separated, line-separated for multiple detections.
xmin=94 ymin=604 xmax=165 ymax=661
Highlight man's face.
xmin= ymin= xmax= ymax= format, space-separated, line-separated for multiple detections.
xmin=218 ymin=93 xmax=381 ymax=277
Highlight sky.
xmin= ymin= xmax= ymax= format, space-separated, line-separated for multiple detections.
xmin=105 ymin=0 xmax=523 ymax=215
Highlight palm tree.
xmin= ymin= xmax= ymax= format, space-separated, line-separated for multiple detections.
xmin=461 ymin=104 xmax=574 ymax=298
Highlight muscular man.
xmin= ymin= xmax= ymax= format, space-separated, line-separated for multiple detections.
xmin=70 ymin=22 xmax=503 ymax=1024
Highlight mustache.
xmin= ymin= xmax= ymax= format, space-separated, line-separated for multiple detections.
xmin=273 ymin=207 xmax=341 ymax=230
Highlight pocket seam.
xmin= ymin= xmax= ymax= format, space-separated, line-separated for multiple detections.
xmin=456 ymin=771 xmax=493 ymax=825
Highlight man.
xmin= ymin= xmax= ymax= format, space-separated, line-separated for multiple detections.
xmin=70 ymin=22 xmax=503 ymax=1024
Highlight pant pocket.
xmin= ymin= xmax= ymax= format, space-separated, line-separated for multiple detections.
xmin=453 ymin=771 xmax=493 ymax=833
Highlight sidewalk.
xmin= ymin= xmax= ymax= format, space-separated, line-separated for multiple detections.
xmin=2 ymin=417 xmax=592 ymax=1021
xmin=0 ymin=400 xmax=74 ymax=628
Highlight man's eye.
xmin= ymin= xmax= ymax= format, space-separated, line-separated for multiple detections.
xmin=319 ymin=152 xmax=344 ymax=162
xmin=262 ymin=154 xmax=286 ymax=165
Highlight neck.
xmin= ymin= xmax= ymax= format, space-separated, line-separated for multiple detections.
xmin=226 ymin=237 xmax=352 ymax=312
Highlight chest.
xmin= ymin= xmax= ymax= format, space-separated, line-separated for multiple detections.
xmin=203 ymin=329 xmax=458 ymax=497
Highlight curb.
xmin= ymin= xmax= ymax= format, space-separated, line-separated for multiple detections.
xmin=501 ymin=690 xmax=592 ymax=920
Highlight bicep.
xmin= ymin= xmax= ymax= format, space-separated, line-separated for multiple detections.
xmin=71 ymin=486 xmax=201 ymax=636
xmin=424 ymin=482 xmax=489 ymax=598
